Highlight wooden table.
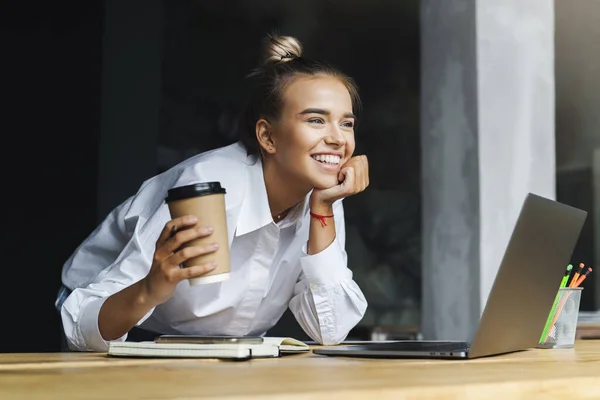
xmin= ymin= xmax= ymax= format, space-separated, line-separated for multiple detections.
xmin=3 ymin=341 xmax=600 ymax=399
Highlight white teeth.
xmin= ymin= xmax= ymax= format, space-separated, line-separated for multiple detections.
xmin=312 ymin=154 xmax=341 ymax=165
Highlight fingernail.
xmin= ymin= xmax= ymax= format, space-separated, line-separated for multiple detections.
xmin=211 ymin=243 xmax=219 ymax=250
xmin=209 ymin=261 xmax=217 ymax=269
xmin=186 ymin=215 xmax=198 ymax=223
xmin=205 ymin=226 xmax=214 ymax=233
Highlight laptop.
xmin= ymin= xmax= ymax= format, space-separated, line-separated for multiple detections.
xmin=313 ymin=193 xmax=587 ymax=360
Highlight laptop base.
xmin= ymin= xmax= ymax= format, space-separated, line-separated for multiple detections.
xmin=313 ymin=340 xmax=471 ymax=359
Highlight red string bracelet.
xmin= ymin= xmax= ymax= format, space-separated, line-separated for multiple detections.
xmin=310 ymin=212 xmax=334 ymax=227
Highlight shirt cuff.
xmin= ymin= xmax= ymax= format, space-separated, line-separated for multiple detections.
xmin=79 ymin=297 xmax=125 ymax=352
xmin=300 ymin=238 xmax=351 ymax=285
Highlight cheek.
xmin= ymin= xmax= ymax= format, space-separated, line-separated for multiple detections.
xmin=279 ymin=125 xmax=311 ymax=147
xmin=346 ymin=135 xmax=356 ymax=154
xmin=279 ymin=145 xmax=307 ymax=167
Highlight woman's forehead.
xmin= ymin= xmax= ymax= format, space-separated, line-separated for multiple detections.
xmin=282 ymin=76 xmax=353 ymax=113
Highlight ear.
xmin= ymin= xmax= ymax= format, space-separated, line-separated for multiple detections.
xmin=255 ymin=118 xmax=276 ymax=155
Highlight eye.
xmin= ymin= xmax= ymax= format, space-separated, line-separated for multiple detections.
xmin=341 ymin=121 xmax=354 ymax=128
xmin=308 ymin=118 xmax=325 ymax=124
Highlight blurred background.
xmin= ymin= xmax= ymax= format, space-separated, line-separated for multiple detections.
xmin=2 ymin=0 xmax=598 ymax=351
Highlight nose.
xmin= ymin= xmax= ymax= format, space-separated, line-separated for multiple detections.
xmin=324 ymin=126 xmax=346 ymax=147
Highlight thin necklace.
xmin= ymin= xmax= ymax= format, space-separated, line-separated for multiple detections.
xmin=273 ymin=200 xmax=302 ymax=222
xmin=274 ymin=209 xmax=290 ymax=222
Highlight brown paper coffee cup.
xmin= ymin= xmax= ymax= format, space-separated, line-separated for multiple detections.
xmin=165 ymin=182 xmax=230 ymax=285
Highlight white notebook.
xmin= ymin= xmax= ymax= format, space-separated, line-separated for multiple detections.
xmin=107 ymin=337 xmax=309 ymax=360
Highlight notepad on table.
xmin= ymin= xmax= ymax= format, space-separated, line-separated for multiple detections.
xmin=107 ymin=337 xmax=309 ymax=360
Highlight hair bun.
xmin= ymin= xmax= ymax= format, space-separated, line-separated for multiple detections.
xmin=262 ymin=34 xmax=303 ymax=65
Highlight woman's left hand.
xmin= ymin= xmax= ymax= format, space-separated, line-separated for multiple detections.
xmin=311 ymin=155 xmax=369 ymax=206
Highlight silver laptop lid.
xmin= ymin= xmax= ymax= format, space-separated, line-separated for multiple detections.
xmin=468 ymin=193 xmax=587 ymax=358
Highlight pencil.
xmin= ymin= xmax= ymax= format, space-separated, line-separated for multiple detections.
xmin=539 ymin=264 xmax=573 ymax=343
xmin=543 ymin=292 xmax=571 ymax=343
xmin=542 ymin=266 xmax=591 ymax=343
xmin=569 ymin=263 xmax=585 ymax=288
xmin=574 ymin=267 xmax=593 ymax=287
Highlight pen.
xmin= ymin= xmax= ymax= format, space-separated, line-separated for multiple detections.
xmin=569 ymin=263 xmax=585 ymax=288
xmin=539 ymin=264 xmax=573 ymax=343
xmin=560 ymin=264 xmax=573 ymax=288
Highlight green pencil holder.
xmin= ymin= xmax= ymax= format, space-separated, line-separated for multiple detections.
xmin=538 ymin=287 xmax=583 ymax=349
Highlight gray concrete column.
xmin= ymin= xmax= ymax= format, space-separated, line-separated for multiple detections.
xmin=98 ymin=0 xmax=164 ymax=221
xmin=421 ymin=0 xmax=555 ymax=340
xmin=595 ymin=149 xmax=600 ymax=280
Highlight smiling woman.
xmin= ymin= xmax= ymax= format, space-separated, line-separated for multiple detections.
xmin=262 ymin=76 xmax=356 ymax=192
xmin=56 ymin=33 xmax=370 ymax=352
xmin=240 ymin=34 xmax=369 ymax=254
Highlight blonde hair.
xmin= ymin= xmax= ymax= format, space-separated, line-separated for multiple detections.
xmin=262 ymin=34 xmax=303 ymax=64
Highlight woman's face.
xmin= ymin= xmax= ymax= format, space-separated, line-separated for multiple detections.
xmin=267 ymin=75 xmax=356 ymax=191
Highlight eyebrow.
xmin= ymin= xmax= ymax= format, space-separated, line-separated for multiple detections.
xmin=298 ymin=108 xmax=356 ymax=119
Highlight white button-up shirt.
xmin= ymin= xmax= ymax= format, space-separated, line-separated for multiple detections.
xmin=60 ymin=142 xmax=368 ymax=351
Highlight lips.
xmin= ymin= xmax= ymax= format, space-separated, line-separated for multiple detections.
xmin=311 ymin=154 xmax=342 ymax=173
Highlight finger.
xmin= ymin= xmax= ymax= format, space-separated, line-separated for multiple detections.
xmin=349 ymin=155 xmax=368 ymax=192
xmin=170 ymin=242 xmax=220 ymax=267
xmin=362 ymin=156 xmax=370 ymax=188
xmin=350 ymin=158 xmax=364 ymax=191
xmin=338 ymin=167 xmax=347 ymax=183
xmin=157 ymin=215 xmax=198 ymax=247
xmin=341 ymin=166 xmax=356 ymax=194
xmin=179 ymin=261 xmax=218 ymax=281
xmin=358 ymin=155 xmax=369 ymax=190
xmin=165 ymin=225 xmax=214 ymax=256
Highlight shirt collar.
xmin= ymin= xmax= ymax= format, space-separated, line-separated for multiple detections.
xmin=293 ymin=192 xmax=311 ymax=233
xmin=235 ymin=156 xmax=273 ymax=237
xmin=278 ymin=194 xmax=310 ymax=230
xmin=235 ymin=157 xmax=312 ymax=237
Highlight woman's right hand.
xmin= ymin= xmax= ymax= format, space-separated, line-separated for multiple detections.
xmin=143 ymin=215 xmax=218 ymax=305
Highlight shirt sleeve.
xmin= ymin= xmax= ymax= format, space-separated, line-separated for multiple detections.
xmin=288 ymin=200 xmax=368 ymax=345
xmin=60 ymin=198 xmax=170 ymax=352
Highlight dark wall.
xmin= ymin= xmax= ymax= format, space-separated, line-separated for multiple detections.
xmin=2 ymin=2 xmax=103 ymax=352
xmin=556 ymin=169 xmax=596 ymax=310
xmin=554 ymin=0 xmax=600 ymax=310
xmin=0 ymin=0 xmax=420 ymax=351
xmin=158 ymin=0 xmax=422 ymax=334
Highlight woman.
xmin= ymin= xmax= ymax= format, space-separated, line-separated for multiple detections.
xmin=57 ymin=34 xmax=369 ymax=351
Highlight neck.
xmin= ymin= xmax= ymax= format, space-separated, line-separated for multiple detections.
xmin=262 ymin=158 xmax=310 ymax=219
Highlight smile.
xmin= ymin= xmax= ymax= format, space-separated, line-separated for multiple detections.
xmin=311 ymin=154 xmax=341 ymax=165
